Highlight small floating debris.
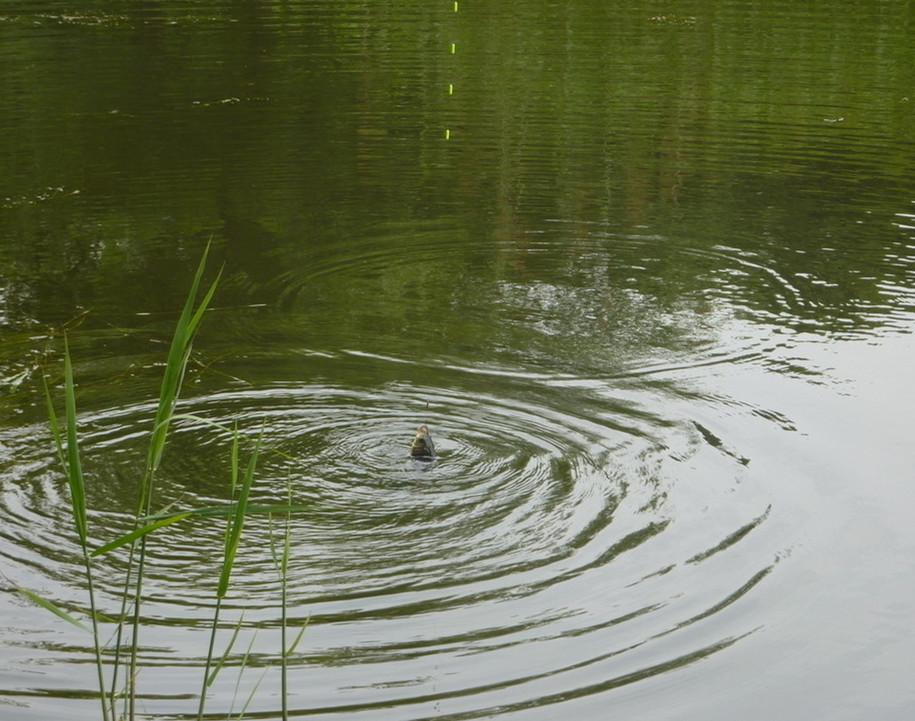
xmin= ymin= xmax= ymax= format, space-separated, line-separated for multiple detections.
xmin=649 ymin=15 xmax=697 ymax=25
xmin=2 ymin=187 xmax=81 ymax=209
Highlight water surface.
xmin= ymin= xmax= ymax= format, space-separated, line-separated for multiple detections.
xmin=1 ymin=2 xmax=914 ymax=720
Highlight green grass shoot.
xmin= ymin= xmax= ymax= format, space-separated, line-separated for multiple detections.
xmin=41 ymin=336 xmax=110 ymax=721
xmin=207 ymin=612 xmax=246 ymax=687
xmin=14 ymin=587 xmax=90 ymax=633
xmin=124 ymin=242 xmax=221 ymax=721
xmin=198 ymin=432 xmax=260 ymax=721
xmin=91 ymin=512 xmax=192 ymax=557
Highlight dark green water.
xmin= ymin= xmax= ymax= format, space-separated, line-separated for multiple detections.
xmin=2 ymin=2 xmax=914 ymax=719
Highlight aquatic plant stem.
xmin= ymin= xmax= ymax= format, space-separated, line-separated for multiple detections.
xmin=45 ymin=347 xmax=110 ymax=721
xmin=280 ymin=513 xmax=289 ymax=721
xmin=108 ymin=545 xmax=135 ymax=721
xmin=80 ymin=541 xmax=110 ymax=721
xmin=197 ymin=595 xmax=223 ymax=721
xmin=127 ymin=532 xmax=150 ymax=721
xmin=122 ymin=244 xmax=220 ymax=720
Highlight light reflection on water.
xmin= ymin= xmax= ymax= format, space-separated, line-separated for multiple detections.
xmin=1 ymin=1 xmax=915 ymax=720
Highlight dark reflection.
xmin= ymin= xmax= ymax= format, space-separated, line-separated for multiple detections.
xmin=1 ymin=0 xmax=913 ymax=353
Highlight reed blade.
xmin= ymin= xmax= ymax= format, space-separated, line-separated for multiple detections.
xmin=236 ymin=669 xmax=268 ymax=720
xmin=145 ymin=243 xmax=221 ymax=482
xmin=230 ymin=631 xmax=258 ymax=717
xmin=206 ymin=612 xmax=245 ymax=688
xmin=218 ymin=439 xmax=260 ymax=599
xmin=129 ymin=242 xmax=220 ymax=721
xmin=230 ymin=422 xmax=239 ymax=496
xmin=15 ymin=587 xmax=89 ymax=632
xmin=63 ymin=336 xmax=88 ymax=543
xmin=286 ymin=619 xmax=309 ymax=658
xmin=41 ymin=374 xmax=65 ymax=468
xmin=91 ymin=513 xmax=192 ymax=557
xmin=145 ymin=503 xmax=308 ymax=521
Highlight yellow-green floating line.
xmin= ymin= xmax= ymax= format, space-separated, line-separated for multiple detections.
xmin=450 ymin=42 xmax=456 ymax=54
xmin=445 ymin=128 xmax=451 ymax=140
xmin=454 ymin=1 xmax=459 ymax=12
xmin=448 ymin=83 xmax=454 ymax=95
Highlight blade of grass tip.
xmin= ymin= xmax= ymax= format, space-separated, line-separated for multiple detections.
xmin=279 ymin=484 xmax=293 ymax=721
xmin=197 ymin=596 xmax=223 ymax=721
xmin=282 ymin=495 xmax=291 ymax=579
xmin=63 ymin=335 xmax=87 ymax=544
xmin=236 ymin=669 xmax=268 ymax=721
xmin=91 ymin=512 xmax=192 ymax=557
xmin=268 ymin=514 xmax=280 ymax=573
xmin=206 ymin=611 xmax=245 ymax=688
xmin=15 ymin=587 xmax=90 ymax=632
xmin=198 ymin=431 xmax=254 ymax=721
xmin=41 ymin=373 xmax=65 ymax=469
xmin=280 ymin=517 xmax=288 ymax=721
xmin=286 ymin=619 xmax=309 ymax=658
xmin=224 ymin=424 xmax=240 ymax=550
xmin=231 ymin=422 xmax=239 ymax=496
xmin=186 ymin=268 xmax=222 ymax=342
xmin=146 ymin=242 xmax=217 ymax=479
xmin=148 ymin=492 xmax=189 ymax=520
xmin=230 ymin=631 xmax=258 ymax=718
xmin=62 ymin=336 xmax=111 ymax=721
xmin=151 ymin=266 xmax=222 ymax=477
xmin=131 ymin=243 xmax=218 ymax=721
xmin=143 ymin=503 xmax=309 ymax=522
xmin=218 ymin=439 xmax=260 ymax=599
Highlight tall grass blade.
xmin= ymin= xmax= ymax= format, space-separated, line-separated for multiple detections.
xmin=63 ymin=336 xmax=87 ymax=543
xmin=230 ymin=422 xmax=239 ymax=496
xmin=236 ymin=669 xmax=268 ymax=720
xmin=15 ymin=587 xmax=89 ymax=632
xmin=198 ymin=437 xmax=259 ymax=721
xmin=206 ymin=611 xmax=245 ymax=687
xmin=91 ymin=513 xmax=192 ymax=557
xmin=218 ymin=439 xmax=259 ymax=599
xmin=268 ymin=514 xmax=280 ymax=572
xmin=144 ymin=503 xmax=309 ymax=521
xmin=126 ymin=244 xmax=220 ymax=721
xmin=145 ymin=244 xmax=222 ymax=481
xmin=277 ymin=485 xmax=293 ymax=720
xmin=55 ymin=338 xmax=111 ymax=721
xmin=286 ymin=620 xmax=309 ymax=658
xmin=41 ymin=374 xmax=65 ymax=468
xmin=229 ymin=632 xmax=258 ymax=717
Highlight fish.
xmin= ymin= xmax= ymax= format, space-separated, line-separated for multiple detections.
xmin=410 ymin=424 xmax=436 ymax=459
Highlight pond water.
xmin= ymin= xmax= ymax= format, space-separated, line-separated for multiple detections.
xmin=1 ymin=2 xmax=914 ymax=719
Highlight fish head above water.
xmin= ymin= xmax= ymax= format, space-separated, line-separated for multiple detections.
xmin=410 ymin=424 xmax=435 ymax=458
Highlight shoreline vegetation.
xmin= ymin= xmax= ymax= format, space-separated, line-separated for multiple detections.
xmin=16 ymin=245 xmax=304 ymax=720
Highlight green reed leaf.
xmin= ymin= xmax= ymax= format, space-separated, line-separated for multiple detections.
xmin=146 ymin=242 xmax=221 ymax=480
xmin=268 ymin=514 xmax=280 ymax=572
xmin=91 ymin=513 xmax=192 ymax=557
xmin=16 ymin=587 xmax=89 ymax=633
xmin=63 ymin=335 xmax=87 ymax=544
xmin=230 ymin=422 xmax=239 ymax=497
xmin=143 ymin=503 xmax=309 ymax=522
xmin=281 ymin=486 xmax=292 ymax=577
xmin=207 ymin=612 xmax=245 ymax=687
xmin=218 ymin=439 xmax=260 ymax=598
xmin=230 ymin=631 xmax=258 ymax=717
xmin=41 ymin=373 xmax=65 ymax=469
xmin=286 ymin=619 xmax=309 ymax=658
xmin=236 ymin=669 xmax=268 ymax=720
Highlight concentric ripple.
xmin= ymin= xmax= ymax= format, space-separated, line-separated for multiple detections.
xmin=0 ymin=360 xmax=779 ymax=719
